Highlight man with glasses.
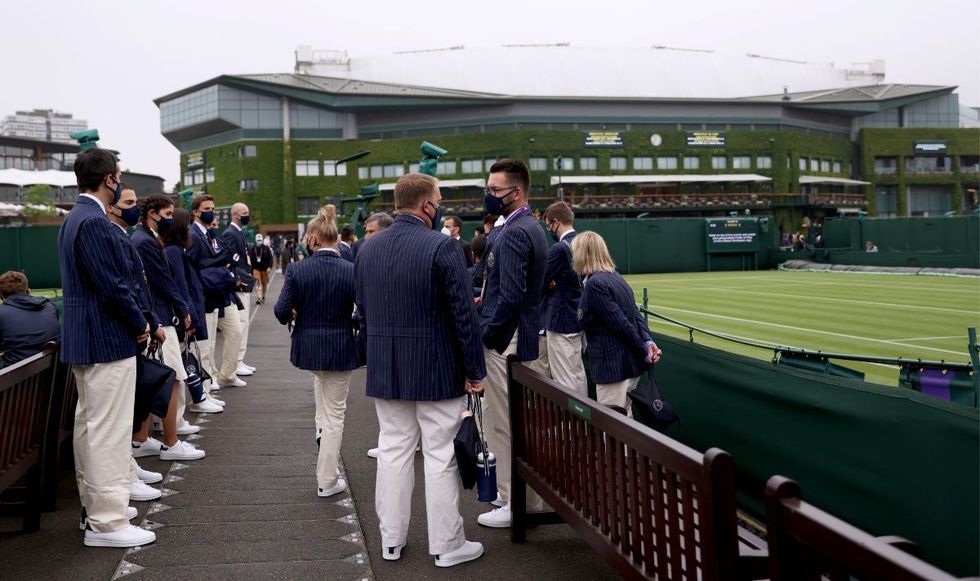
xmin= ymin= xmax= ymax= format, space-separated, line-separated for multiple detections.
xmin=476 ymin=159 xmax=549 ymax=528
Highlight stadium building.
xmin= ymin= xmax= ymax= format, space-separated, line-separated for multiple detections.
xmin=154 ymin=45 xmax=980 ymax=231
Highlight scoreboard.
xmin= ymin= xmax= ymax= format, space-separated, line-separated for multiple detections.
xmin=705 ymin=218 xmax=759 ymax=253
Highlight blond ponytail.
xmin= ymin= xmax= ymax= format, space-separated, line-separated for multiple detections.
xmin=306 ymin=203 xmax=340 ymax=250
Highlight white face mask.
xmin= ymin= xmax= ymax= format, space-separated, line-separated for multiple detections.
xmin=263 ymin=239 xmax=271 ymax=247
xmin=440 ymin=227 xmax=452 ymax=236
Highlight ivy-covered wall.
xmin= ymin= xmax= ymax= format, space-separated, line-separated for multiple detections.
xmin=177 ymin=127 xmax=909 ymax=225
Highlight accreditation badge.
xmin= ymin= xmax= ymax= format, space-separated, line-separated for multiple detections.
xmin=486 ymin=251 xmax=495 ymax=269
xmin=577 ymin=308 xmax=584 ymax=321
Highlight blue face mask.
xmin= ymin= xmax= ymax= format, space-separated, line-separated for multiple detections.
xmin=200 ymin=210 xmax=215 ymax=225
xmin=239 ymin=215 xmax=251 ymax=226
xmin=157 ymin=217 xmax=174 ymax=234
xmin=119 ymin=205 xmax=140 ymax=227
xmin=206 ymin=227 xmax=217 ymax=240
xmin=484 ymin=188 xmax=515 ymax=216
xmin=424 ymin=201 xmax=443 ymax=231
xmin=109 ymin=176 xmax=123 ymax=206
xmin=547 ymin=223 xmax=560 ymax=243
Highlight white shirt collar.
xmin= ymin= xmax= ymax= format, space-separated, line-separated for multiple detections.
xmin=503 ymin=206 xmax=529 ymax=226
xmin=560 ymin=229 xmax=575 ymax=242
xmin=194 ymin=221 xmax=207 ymax=234
xmin=79 ymin=193 xmax=106 ymax=215
xmin=317 ymin=247 xmax=340 ymax=255
xmin=230 ymin=222 xmax=242 ymax=231
xmin=114 ymin=222 xmax=127 ymax=233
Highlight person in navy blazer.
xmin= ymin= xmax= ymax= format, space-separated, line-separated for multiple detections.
xmin=572 ymin=231 xmax=662 ymax=413
xmin=57 ymin=148 xmax=155 ymax=548
xmin=355 ymin=173 xmax=486 ymax=567
xmin=274 ymin=205 xmax=358 ymax=499
xmin=220 ymin=202 xmax=255 ymax=376
xmin=532 ymin=201 xmax=587 ymax=395
xmin=476 ymin=159 xmax=548 ymax=529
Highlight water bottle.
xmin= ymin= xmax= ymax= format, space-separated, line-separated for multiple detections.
xmin=476 ymin=452 xmax=497 ymax=502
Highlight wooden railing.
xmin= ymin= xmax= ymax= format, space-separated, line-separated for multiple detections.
xmin=0 ymin=344 xmax=58 ymax=532
xmin=765 ymin=476 xmax=969 ymax=581
xmin=507 ymin=356 xmax=760 ymax=580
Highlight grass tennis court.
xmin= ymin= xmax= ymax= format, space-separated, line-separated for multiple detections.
xmin=625 ymin=270 xmax=980 ymax=386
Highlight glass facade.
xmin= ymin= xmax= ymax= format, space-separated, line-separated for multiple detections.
xmin=905 ymin=156 xmax=951 ymax=174
xmin=908 ymin=185 xmax=952 ymax=216
xmin=875 ymin=185 xmax=898 ymax=217
xmin=610 ymin=157 xmax=626 ymax=171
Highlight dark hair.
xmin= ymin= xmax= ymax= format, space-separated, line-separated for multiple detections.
xmin=340 ymin=225 xmax=354 ymax=243
xmin=0 ymin=270 xmax=29 ymax=298
xmin=482 ymin=214 xmax=497 ymax=226
xmin=119 ymin=182 xmax=135 ymax=192
xmin=488 ymin=159 xmax=530 ymax=193
xmin=444 ymin=215 xmax=462 ymax=230
xmin=470 ymin=235 xmax=486 ymax=261
xmin=140 ymin=193 xmax=174 ymax=224
xmin=163 ymin=208 xmax=193 ymax=248
xmin=73 ymin=148 xmax=119 ymax=192
xmin=365 ymin=212 xmax=394 ymax=230
xmin=543 ymin=201 xmax=574 ymax=225
xmin=191 ymin=194 xmax=214 ymax=211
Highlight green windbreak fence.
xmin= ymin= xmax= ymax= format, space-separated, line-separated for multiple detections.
xmin=818 ymin=216 xmax=980 ymax=268
xmin=0 ymin=226 xmax=62 ymax=289
xmin=650 ymin=332 xmax=979 ymax=576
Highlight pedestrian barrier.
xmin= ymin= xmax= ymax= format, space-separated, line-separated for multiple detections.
xmin=765 ymin=476 xmax=970 ymax=581
xmin=507 ymin=356 xmax=764 ymax=580
xmin=0 ymin=343 xmax=58 ymax=532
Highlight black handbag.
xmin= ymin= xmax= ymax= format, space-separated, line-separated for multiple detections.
xmin=235 ymin=266 xmax=256 ymax=293
xmin=134 ymin=346 xmax=176 ymax=431
xmin=628 ymin=367 xmax=680 ymax=433
xmin=453 ymin=395 xmax=488 ymax=490
xmin=181 ymin=336 xmax=210 ymax=404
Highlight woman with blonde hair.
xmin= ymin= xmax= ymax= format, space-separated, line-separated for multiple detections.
xmin=274 ymin=204 xmax=359 ymax=497
xmin=571 ymin=231 xmax=662 ymax=413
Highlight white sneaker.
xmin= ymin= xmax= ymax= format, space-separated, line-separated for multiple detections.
xmin=435 ymin=540 xmax=484 ymax=568
xmin=131 ymin=437 xmax=163 ymax=458
xmin=207 ymin=380 xmax=220 ymax=392
xmin=136 ymin=466 xmax=163 ymax=484
xmin=188 ymin=399 xmax=224 ymax=413
xmin=317 ymin=478 xmax=347 ymax=498
xmin=159 ymin=440 xmax=206 ymax=461
xmin=235 ymin=365 xmax=254 ymax=377
xmin=491 ymin=493 xmax=506 ymax=508
xmin=366 ymin=447 xmax=379 ymax=459
xmin=219 ymin=377 xmax=247 ymax=388
xmin=130 ymin=479 xmax=163 ymax=502
xmin=175 ymin=423 xmax=200 ymax=436
xmin=383 ymin=543 xmax=405 ymax=561
xmin=477 ymin=505 xmax=512 ymax=528
xmin=79 ymin=506 xmax=138 ymax=531
xmin=207 ymin=394 xmax=226 ymax=407
xmin=84 ymin=524 xmax=156 ymax=548
xmin=241 ymin=363 xmax=256 ymax=372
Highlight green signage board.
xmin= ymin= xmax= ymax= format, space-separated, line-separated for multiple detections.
xmin=705 ymin=218 xmax=759 ymax=253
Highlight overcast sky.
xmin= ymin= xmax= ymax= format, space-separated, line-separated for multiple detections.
xmin=2 ymin=0 xmax=977 ymax=188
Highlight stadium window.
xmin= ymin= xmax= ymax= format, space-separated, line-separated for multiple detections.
xmin=756 ymin=156 xmax=772 ymax=169
xmin=657 ymin=156 xmax=678 ymax=170
xmin=610 ymin=156 xmax=627 ymax=171
xmin=485 ymin=159 xmax=496 ymax=171
xmin=875 ymin=186 xmax=898 ymax=217
xmin=237 ymin=144 xmax=257 ymax=158
xmin=555 ymin=157 xmax=574 ymax=171
xmin=874 ymin=156 xmax=897 ymax=174
xmin=205 ymin=167 xmax=215 ymax=183
xmin=369 ymin=165 xmax=383 ymax=179
xmin=633 ymin=157 xmax=653 ymax=171
xmin=832 ymin=161 xmax=842 ymax=174
xmin=191 ymin=169 xmax=204 ymax=185
xmin=799 ymin=158 xmax=807 ymax=171
xmin=183 ymin=172 xmax=193 ymax=186
xmin=408 ymin=163 xmax=420 ymax=174
xmin=323 ymin=161 xmax=348 ymax=177
xmin=437 ymin=160 xmax=457 ymax=174
xmin=461 ymin=159 xmax=483 ymax=174
xmin=529 ymin=157 xmax=548 ymax=171
xmin=580 ymin=157 xmax=597 ymax=170
xmin=810 ymin=158 xmax=819 ymax=172
xmin=383 ymin=164 xmax=405 ymax=178
xmin=297 ymin=196 xmax=321 ymax=216
xmin=296 ymin=160 xmax=320 ymax=177
xmin=711 ymin=156 xmax=727 ymax=170
xmin=358 ymin=167 xmax=369 ymax=180
xmin=820 ymin=160 xmax=831 ymax=173
xmin=239 ymin=179 xmax=258 ymax=192
xmin=732 ymin=156 xmax=751 ymax=169
xmin=683 ymin=156 xmax=700 ymax=170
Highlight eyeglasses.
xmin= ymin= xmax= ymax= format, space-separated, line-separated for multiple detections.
xmin=483 ymin=186 xmax=519 ymax=197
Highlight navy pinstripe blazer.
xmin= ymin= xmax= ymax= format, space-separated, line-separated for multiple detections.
xmin=165 ymin=244 xmax=207 ymax=340
xmin=274 ymin=250 xmax=359 ymax=371
xmin=540 ymin=230 xmax=582 ymax=334
xmin=57 ymin=197 xmax=147 ymax=364
xmin=355 ymin=215 xmax=486 ymax=400
xmin=339 ymin=242 xmax=354 ymax=263
xmin=132 ymin=227 xmax=189 ymax=328
xmin=479 ymin=211 xmax=548 ymax=360
xmin=578 ymin=271 xmax=653 ymax=384
xmin=110 ymin=224 xmax=154 ymax=328
xmin=219 ymin=224 xmax=249 ymax=271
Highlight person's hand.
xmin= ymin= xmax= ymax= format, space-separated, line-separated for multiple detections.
xmin=645 ymin=342 xmax=663 ymax=365
xmin=136 ymin=323 xmax=151 ymax=344
xmin=547 ymin=280 xmax=557 ymax=290
xmin=465 ymin=378 xmax=484 ymax=394
xmin=291 ymin=309 xmax=298 ymax=321
xmin=153 ymin=326 xmax=167 ymax=344
xmin=187 ymin=327 xmax=196 ymax=338
xmin=473 ymin=296 xmax=483 ymax=308
xmin=184 ymin=314 xmax=192 ymax=329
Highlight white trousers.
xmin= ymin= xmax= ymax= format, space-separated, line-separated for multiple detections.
xmin=375 ymin=396 xmax=467 ymax=555
xmin=313 ymin=370 xmax=352 ymax=489
xmin=527 ymin=331 xmax=586 ymax=396
xmin=72 ymin=357 xmax=136 ymax=533
xmin=236 ymin=292 xmax=251 ymax=366
xmin=201 ymin=310 xmax=218 ymax=382
xmin=211 ymin=307 xmax=243 ymax=383
xmin=596 ymin=376 xmax=642 ymax=413
xmin=483 ymin=333 xmax=544 ymax=511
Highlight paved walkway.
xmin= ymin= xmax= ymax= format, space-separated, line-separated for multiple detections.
xmin=1 ymin=271 xmax=616 ymax=580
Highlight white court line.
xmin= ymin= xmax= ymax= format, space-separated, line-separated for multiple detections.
xmin=702 ymin=288 xmax=969 ymax=315
xmin=771 ymin=279 xmax=980 ymax=294
xmin=889 ymin=335 xmax=962 ymax=342
xmin=653 ymin=305 xmax=968 ymax=357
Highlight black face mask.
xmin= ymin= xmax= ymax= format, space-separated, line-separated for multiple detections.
xmin=206 ymin=228 xmax=217 ymax=240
